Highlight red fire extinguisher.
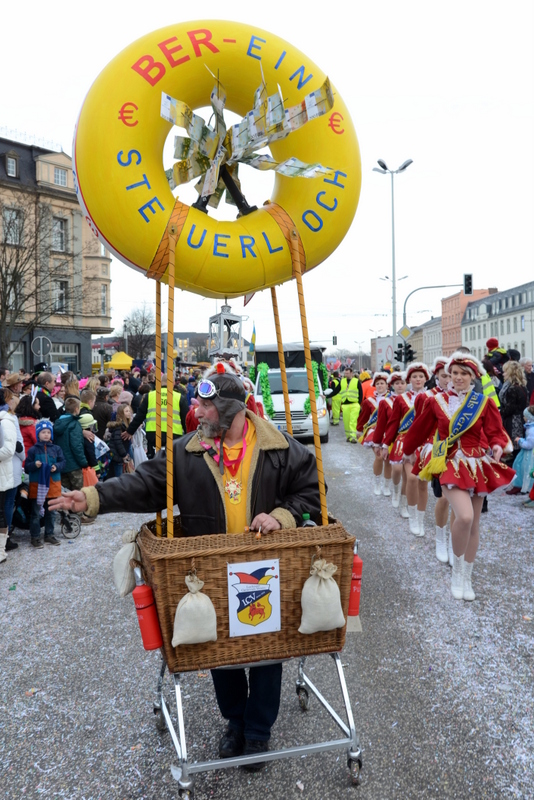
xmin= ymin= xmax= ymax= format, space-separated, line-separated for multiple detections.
xmin=348 ymin=541 xmax=362 ymax=617
xmin=132 ymin=567 xmax=163 ymax=650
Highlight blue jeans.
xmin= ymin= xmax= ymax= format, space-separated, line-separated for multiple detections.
xmin=3 ymin=486 xmax=17 ymax=529
xmin=211 ymin=663 xmax=283 ymax=741
xmin=29 ymin=499 xmax=55 ymax=540
xmin=108 ymin=461 xmax=124 ymax=479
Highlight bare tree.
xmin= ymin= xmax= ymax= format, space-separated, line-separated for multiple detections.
xmin=190 ymin=335 xmax=209 ymax=363
xmin=0 ymin=192 xmax=96 ymax=364
xmin=122 ymin=304 xmax=156 ymax=360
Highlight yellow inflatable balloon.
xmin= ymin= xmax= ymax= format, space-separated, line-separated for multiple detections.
xmin=73 ymin=21 xmax=361 ymax=297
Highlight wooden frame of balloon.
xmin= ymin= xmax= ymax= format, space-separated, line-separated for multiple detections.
xmin=147 ymin=221 xmax=329 ymax=537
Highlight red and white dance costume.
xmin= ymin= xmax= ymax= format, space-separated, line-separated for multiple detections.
xmin=403 ymin=350 xmax=515 ymax=601
xmin=383 ymin=363 xmax=431 ymax=535
xmin=403 ymin=389 xmax=513 ymax=495
xmin=373 ymin=371 xmax=407 ymax=509
xmin=358 ymin=372 xmax=391 ymax=496
xmin=417 ymin=356 xmax=453 ymax=564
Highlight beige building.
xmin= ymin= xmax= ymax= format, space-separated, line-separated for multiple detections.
xmin=0 ymin=136 xmax=112 ymax=373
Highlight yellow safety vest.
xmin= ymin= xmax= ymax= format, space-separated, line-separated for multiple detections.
xmin=480 ymin=373 xmax=500 ymax=408
xmin=145 ymin=388 xmax=183 ymax=435
xmin=340 ymin=377 xmax=360 ymax=404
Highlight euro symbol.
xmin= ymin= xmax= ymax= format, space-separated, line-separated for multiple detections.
xmin=118 ymin=102 xmax=139 ymax=127
xmin=328 ymin=112 xmax=344 ymax=135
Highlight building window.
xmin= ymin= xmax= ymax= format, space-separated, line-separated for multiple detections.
xmin=521 ymin=315 xmax=525 ymax=331
xmin=500 ymin=320 xmax=504 ymax=335
xmin=100 ymin=242 xmax=106 ymax=256
xmin=513 ymin=317 xmax=517 ymax=333
xmin=3 ymin=208 xmax=22 ymax=245
xmin=521 ymin=342 xmax=526 ymax=357
xmin=52 ymin=217 xmax=66 ymax=251
xmin=53 ymin=280 xmax=69 ymax=313
xmin=101 ymin=284 xmax=107 ymax=316
xmin=477 ymin=325 xmax=481 ymax=339
xmin=101 ymin=264 xmax=107 ymax=275
xmin=51 ymin=343 xmax=79 ymax=373
xmin=9 ymin=341 xmax=25 ymax=372
xmin=54 ymin=167 xmax=67 ymax=187
xmin=483 ymin=323 xmax=486 ymax=338
xmin=522 ymin=293 xmax=526 ymax=304
xmin=506 ymin=318 xmax=511 ymax=334
xmin=6 ymin=156 xmax=18 ymax=177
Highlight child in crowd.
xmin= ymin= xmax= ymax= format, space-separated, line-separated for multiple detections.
xmin=24 ymin=420 xmax=66 ymax=548
xmin=53 ymin=396 xmax=88 ymax=491
xmin=106 ymin=403 xmax=133 ymax=479
xmin=508 ymin=406 xmax=534 ymax=499
xmin=15 ymin=394 xmax=41 ymax=465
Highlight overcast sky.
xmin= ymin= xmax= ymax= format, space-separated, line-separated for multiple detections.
xmin=1 ymin=1 xmax=532 ymax=354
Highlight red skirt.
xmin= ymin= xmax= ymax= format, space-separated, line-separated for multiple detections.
xmin=389 ymin=433 xmax=407 ymax=463
xmin=361 ymin=427 xmax=376 ymax=447
xmin=438 ymin=449 xmax=515 ymax=494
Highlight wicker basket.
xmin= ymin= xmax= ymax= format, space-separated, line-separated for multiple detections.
xmin=138 ymin=517 xmax=355 ymax=673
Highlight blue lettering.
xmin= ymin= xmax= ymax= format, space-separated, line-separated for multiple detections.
xmin=324 ymin=170 xmax=347 ymax=189
xmin=240 ymin=235 xmax=257 ymax=258
xmin=289 ymin=65 xmax=313 ymax=90
xmin=117 ymin=149 xmax=142 ymax=167
xmin=138 ymin=197 xmax=164 ymax=222
xmin=213 ymin=233 xmax=230 ymax=257
xmin=262 ymin=231 xmax=283 ymax=254
xmin=316 ymin=191 xmax=338 ymax=212
xmin=126 ymin=173 xmax=151 ymax=191
xmin=247 ymin=35 xmax=266 ymax=60
xmin=274 ymin=51 xmax=286 ymax=69
xmin=302 ymin=210 xmax=323 ymax=232
xmin=187 ymin=224 xmax=207 ymax=249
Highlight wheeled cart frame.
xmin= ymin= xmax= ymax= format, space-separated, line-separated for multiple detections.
xmin=153 ymin=652 xmax=362 ymax=798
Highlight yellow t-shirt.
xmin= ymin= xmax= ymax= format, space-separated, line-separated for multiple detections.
xmin=222 ymin=420 xmax=257 ymax=534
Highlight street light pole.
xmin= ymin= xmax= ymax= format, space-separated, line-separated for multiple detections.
xmin=123 ymin=319 xmax=129 ymax=355
xmin=373 ymin=159 xmax=413 ymax=347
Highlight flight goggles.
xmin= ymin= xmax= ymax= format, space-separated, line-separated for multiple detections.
xmin=196 ymin=379 xmax=245 ymax=402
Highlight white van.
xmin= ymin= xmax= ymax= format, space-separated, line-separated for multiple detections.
xmin=254 ymin=367 xmax=330 ymax=443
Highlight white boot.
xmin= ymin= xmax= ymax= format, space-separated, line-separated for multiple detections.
xmin=408 ymin=505 xmax=419 ymax=535
xmin=0 ymin=531 xmax=7 ymax=564
xmin=373 ymin=475 xmax=383 ymax=496
xmin=399 ymin=495 xmax=409 ymax=518
xmin=391 ymin=482 xmax=401 ymax=508
xmin=463 ymin=561 xmax=476 ymax=601
xmin=415 ymin=510 xmax=425 ymax=537
xmin=448 ymin=530 xmax=454 ymax=567
xmin=451 ymin=554 xmax=464 ymax=599
xmin=383 ymin=478 xmax=392 ymax=497
xmin=435 ymin=526 xmax=449 ymax=563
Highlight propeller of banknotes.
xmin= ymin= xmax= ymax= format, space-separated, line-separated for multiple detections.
xmin=161 ymin=67 xmax=335 ymax=214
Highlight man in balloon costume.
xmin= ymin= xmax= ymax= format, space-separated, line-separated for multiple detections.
xmin=51 ymin=361 xmax=321 ymax=769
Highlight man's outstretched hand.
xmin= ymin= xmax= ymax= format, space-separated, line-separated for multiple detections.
xmin=49 ymin=491 xmax=88 ymax=514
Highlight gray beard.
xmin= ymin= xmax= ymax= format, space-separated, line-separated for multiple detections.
xmin=198 ymin=420 xmax=222 ymax=439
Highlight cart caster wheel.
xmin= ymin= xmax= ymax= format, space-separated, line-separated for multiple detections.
xmin=348 ymin=757 xmax=362 ymax=785
xmin=153 ymin=708 xmax=166 ymax=732
xmin=61 ymin=514 xmax=81 ymax=539
xmin=297 ymin=688 xmax=310 ymax=711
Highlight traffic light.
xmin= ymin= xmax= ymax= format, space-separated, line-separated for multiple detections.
xmin=393 ymin=344 xmax=404 ymax=362
xmin=333 ymin=335 xmax=337 ymax=346
xmin=404 ymin=343 xmax=416 ymax=363
xmin=464 ymin=273 xmax=473 ymax=295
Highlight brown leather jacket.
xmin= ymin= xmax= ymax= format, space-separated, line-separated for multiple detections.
xmin=86 ymin=411 xmax=322 ymax=535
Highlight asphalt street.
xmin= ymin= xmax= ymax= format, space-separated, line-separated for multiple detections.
xmin=1 ymin=423 xmax=533 ymax=800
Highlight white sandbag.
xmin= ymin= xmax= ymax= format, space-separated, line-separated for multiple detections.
xmin=113 ymin=529 xmax=141 ymax=598
xmin=132 ymin=428 xmax=147 ymax=468
xmin=171 ymin=574 xmax=217 ymax=646
xmin=298 ymin=558 xmax=346 ymax=634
